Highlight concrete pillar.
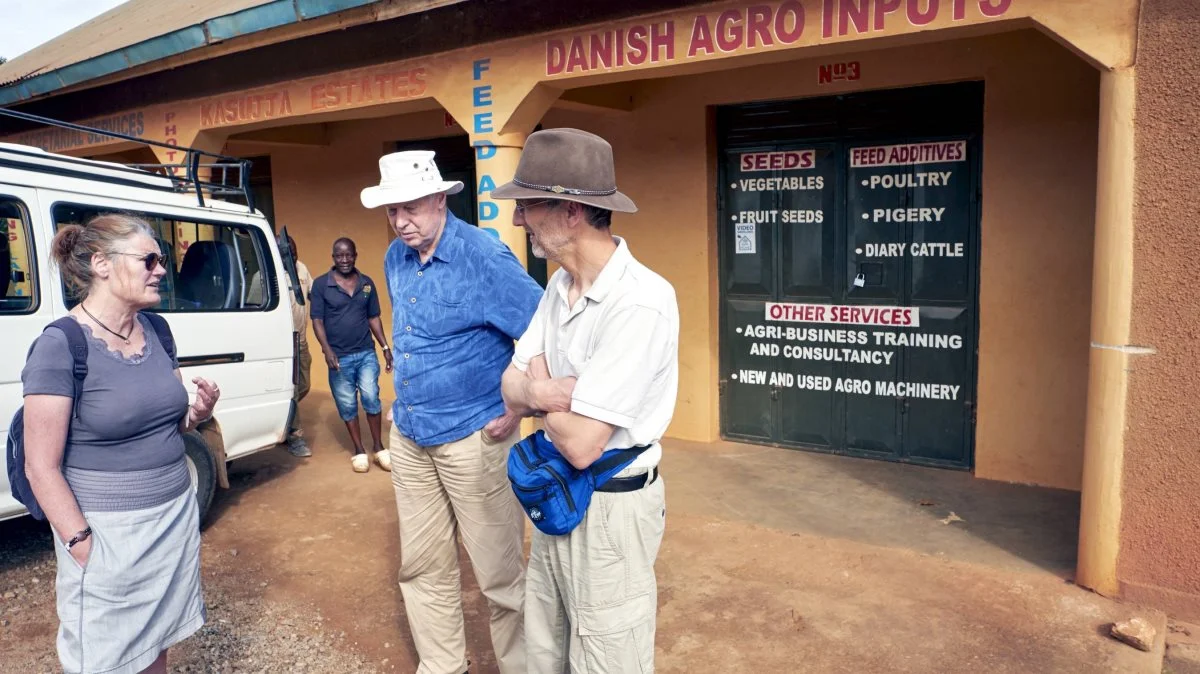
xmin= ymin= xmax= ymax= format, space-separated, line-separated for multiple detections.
xmin=1076 ymin=67 xmax=1137 ymax=596
xmin=472 ymin=132 xmax=542 ymax=438
xmin=473 ymin=133 xmax=529 ymax=266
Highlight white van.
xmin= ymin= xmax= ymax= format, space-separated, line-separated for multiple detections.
xmin=0 ymin=125 xmax=301 ymax=526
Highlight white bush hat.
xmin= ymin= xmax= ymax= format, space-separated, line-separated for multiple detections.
xmin=360 ymin=150 xmax=464 ymax=209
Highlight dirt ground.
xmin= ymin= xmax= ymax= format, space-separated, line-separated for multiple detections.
xmin=0 ymin=392 xmax=1170 ymax=673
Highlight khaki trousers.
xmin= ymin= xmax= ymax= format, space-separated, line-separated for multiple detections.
xmin=525 ymin=475 xmax=667 ymax=673
xmin=288 ymin=338 xmax=312 ymax=437
xmin=389 ymin=424 xmax=527 ymax=674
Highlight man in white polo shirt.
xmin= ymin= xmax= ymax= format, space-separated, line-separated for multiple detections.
xmin=495 ymin=127 xmax=679 ymax=672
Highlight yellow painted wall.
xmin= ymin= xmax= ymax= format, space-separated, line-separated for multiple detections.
xmin=260 ymin=109 xmax=458 ymax=410
xmin=236 ymin=30 xmax=1097 ymax=490
xmin=535 ymin=29 xmax=1098 ymax=489
xmin=540 ymin=99 xmax=720 ymax=445
xmin=972 ymin=35 xmax=1099 ymax=491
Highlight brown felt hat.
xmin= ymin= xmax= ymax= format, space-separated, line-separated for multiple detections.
xmin=491 ymin=128 xmax=637 ymax=213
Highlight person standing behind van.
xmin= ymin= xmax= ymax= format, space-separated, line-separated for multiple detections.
xmin=310 ymin=237 xmax=393 ymax=472
xmin=22 ymin=213 xmax=220 ymax=674
xmin=284 ymin=235 xmax=315 ymax=457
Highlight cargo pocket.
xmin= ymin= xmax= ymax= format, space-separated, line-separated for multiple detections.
xmin=478 ymin=430 xmax=514 ymax=495
xmin=575 ymin=594 xmax=656 ymax=673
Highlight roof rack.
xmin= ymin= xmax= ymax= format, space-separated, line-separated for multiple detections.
xmin=0 ymin=107 xmax=254 ymax=212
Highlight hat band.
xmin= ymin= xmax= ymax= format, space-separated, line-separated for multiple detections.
xmin=512 ymin=177 xmax=617 ymax=197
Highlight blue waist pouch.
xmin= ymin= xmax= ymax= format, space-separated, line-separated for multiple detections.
xmin=507 ymin=430 xmax=647 ymax=536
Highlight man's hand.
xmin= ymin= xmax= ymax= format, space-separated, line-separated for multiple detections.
xmin=383 ymin=349 xmax=394 ymax=374
xmin=483 ymin=408 xmax=522 ymax=442
xmin=524 ymin=354 xmax=573 ymax=413
xmin=516 ymin=354 xmax=571 ymax=412
xmin=324 ymin=351 xmax=339 ymax=371
xmin=534 ymin=376 xmax=576 ymax=414
xmin=500 ymin=358 xmax=575 ymax=419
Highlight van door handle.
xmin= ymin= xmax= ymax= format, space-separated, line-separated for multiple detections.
xmin=178 ymin=353 xmax=245 ymax=367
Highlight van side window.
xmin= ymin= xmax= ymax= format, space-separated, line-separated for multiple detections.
xmin=0 ymin=198 xmax=37 ymax=315
xmin=52 ymin=204 xmax=277 ymax=313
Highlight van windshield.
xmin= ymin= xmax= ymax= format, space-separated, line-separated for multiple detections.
xmin=52 ymin=203 xmax=278 ymax=313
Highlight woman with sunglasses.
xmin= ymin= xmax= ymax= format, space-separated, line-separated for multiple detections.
xmin=20 ymin=213 xmax=219 ymax=674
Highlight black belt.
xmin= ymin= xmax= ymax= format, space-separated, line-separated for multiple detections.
xmin=596 ymin=467 xmax=659 ymax=493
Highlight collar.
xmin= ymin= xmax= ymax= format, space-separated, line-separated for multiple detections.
xmin=554 ymin=236 xmax=632 ymax=307
xmin=325 ymin=268 xmax=365 ymax=294
xmin=404 ymin=210 xmax=462 ymax=264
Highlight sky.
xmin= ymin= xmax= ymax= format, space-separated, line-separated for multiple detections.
xmin=0 ymin=0 xmax=132 ymax=61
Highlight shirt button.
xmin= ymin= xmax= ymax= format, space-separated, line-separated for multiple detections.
xmin=406 ymin=326 xmax=412 ymax=332
xmin=404 ymin=353 xmax=411 ymax=359
xmin=417 ymin=271 xmax=423 ymax=277
xmin=409 ymin=297 xmax=416 ymax=303
xmin=407 ymin=405 xmax=413 ymax=412
xmin=402 ymin=380 xmax=409 ymax=386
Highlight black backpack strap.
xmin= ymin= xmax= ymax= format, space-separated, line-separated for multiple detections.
xmin=45 ymin=317 xmax=89 ymax=420
xmin=140 ymin=311 xmax=177 ymax=364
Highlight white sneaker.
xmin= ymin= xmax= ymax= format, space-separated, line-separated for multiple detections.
xmin=351 ymin=453 xmax=370 ymax=473
xmin=374 ymin=450 xmax=391 ymax=471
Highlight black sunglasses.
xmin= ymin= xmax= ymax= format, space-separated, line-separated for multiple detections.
xmin=114 ymin=252 xmax=166 ymax=271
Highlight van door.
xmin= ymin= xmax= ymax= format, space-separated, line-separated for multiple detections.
xmin=278 ymin=226 xmax=304 ymax=306
xmin=277 ymin=226 xmax=304 ymax=390
xmin=0 ymin=186 xmax=51 ymax=520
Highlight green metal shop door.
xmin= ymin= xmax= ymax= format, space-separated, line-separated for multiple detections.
xmin=718 ymin=83 xmax=982 ymax=470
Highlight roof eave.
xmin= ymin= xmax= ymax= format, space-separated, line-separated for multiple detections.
xmin=0 ymin=0 xmax=466 ymax=106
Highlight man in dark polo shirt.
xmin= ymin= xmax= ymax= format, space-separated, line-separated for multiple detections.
xmin=310 ymin=237 xmax=394 ymax=473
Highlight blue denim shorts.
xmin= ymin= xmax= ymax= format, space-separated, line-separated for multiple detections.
xmin=328 ymin=349 xmax=382 ymax=421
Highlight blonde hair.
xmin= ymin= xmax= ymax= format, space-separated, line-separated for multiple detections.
xmin=51 ymin=213 xmax=156 ymax=300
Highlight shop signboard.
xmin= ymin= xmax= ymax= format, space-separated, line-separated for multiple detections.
xmin=719 ymin=88 xmax=980 ymax=468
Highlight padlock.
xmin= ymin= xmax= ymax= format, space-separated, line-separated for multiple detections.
xmin=853 ymin=273 xmax=866 ymax=288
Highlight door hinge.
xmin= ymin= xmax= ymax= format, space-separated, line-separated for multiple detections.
xmin=770 ymin=386 xmax=780 ymax=401
xmin=719 ymin=379 xmax=728 ymax=397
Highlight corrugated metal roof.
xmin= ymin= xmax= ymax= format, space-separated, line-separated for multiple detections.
xmin=0 ymin=0 xmax=280 ymax=84
xmin=0 ymin=0 xmax=461 ymax=105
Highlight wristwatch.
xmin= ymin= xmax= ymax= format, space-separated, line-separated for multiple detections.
xmin=66 ymin=526 xmax=92 ymax=550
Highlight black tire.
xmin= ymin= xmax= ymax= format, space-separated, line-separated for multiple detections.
xmin=183 ymin=432 xmax=217 ymax=527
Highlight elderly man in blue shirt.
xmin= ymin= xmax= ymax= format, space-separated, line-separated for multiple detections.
xmin=361 ymin=150 xmax=542 ymax=674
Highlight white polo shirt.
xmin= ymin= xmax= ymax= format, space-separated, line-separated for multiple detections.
xmin=512 ymin=236 xmax=679 ymax=473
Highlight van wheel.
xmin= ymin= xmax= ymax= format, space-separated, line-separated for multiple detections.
xmin=183 ymin=432 xmax=217 ymax=527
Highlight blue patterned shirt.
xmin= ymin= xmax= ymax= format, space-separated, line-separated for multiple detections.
xmin=384 ymin=210 xmax=543 ymax=446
